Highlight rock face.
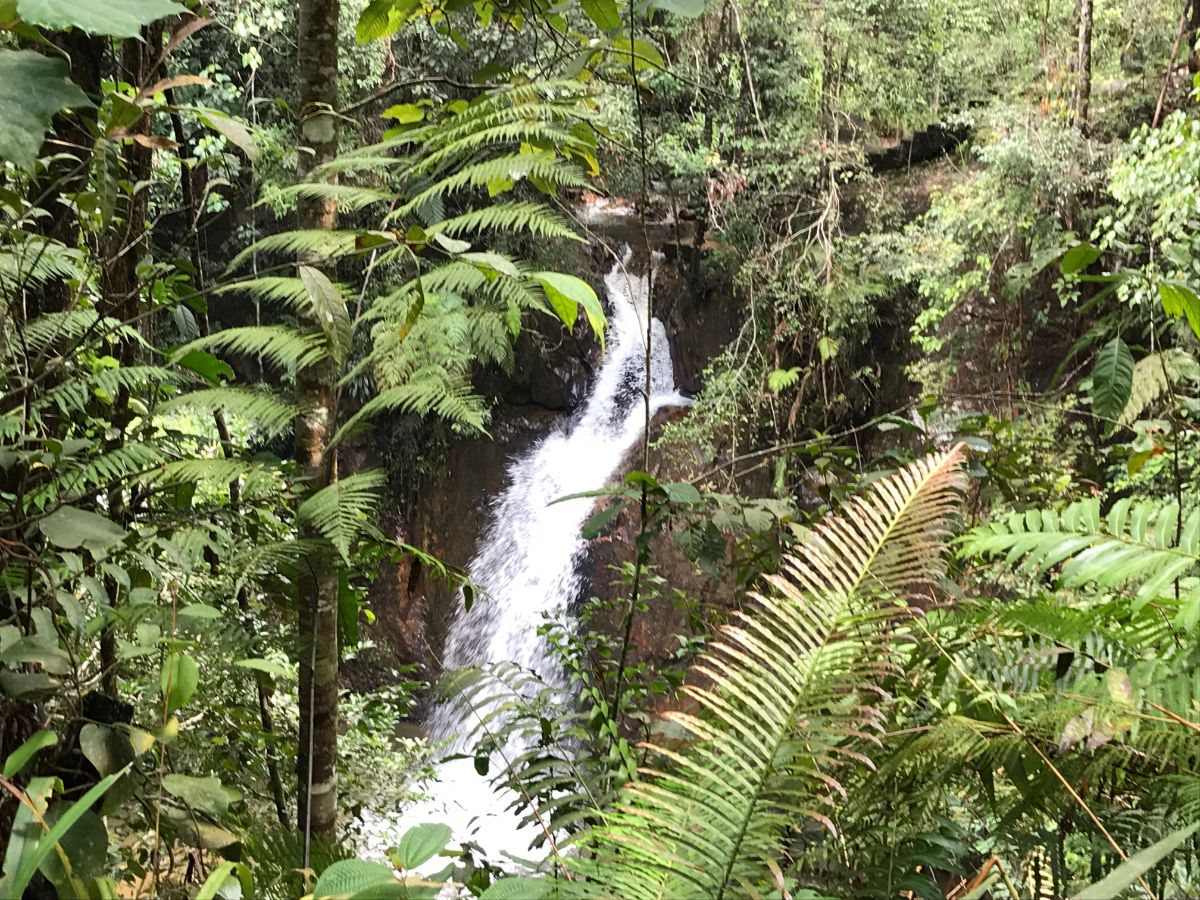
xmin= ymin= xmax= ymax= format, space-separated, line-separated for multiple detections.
xmin=362 ymin=227 xmax=740 ymax=684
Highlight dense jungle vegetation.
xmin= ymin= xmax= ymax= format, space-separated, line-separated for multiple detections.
xmin=1 ymin=0 xmax=1200 ymax=896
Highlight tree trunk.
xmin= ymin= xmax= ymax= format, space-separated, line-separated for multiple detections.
xmin=1074 ymin=0 xmax=1094 ymax=129
xmin=295 ymin=0 xmax=341 ymax=856
xmin=1189 ymin=0 xmax=1200 ymax=73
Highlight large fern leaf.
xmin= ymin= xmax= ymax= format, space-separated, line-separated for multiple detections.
xmin=566 ymin=446 xmax=967 ymax=900
xmin=296 ymin=470 xmax=386 ymax=561
xmin=963 ymin=497 xmax=1200 ymax=631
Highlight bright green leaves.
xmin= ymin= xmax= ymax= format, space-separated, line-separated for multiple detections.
xmin=768 ymin=367 xmax=801 ymax=393
xmin=16 ymin=0 xmax=186 ymax=36
xmin=1158 ymin=280 xmax=1200 ymax=340
xmin=161 ymin=651 xmax=198 ymax=713
xmin=311 ymin=824 xmax=452 ymax=898
xmin=3 ymin=731 xmax=56 ymax=778
xmin=162 ymin=774 xmax=240 ymax=818
xmin=533 ymin=272 xmax=607 ymax=351
xmin=1092 ymin=337 xmax=1134 ymax=423
xmin=640 ymin=0 xmax=705 ymax=16
xmin=39 ymin=506 xmax=127 ymax=553
xmin=382 ymin=102 xmax=425 ymax=124
xmin=356 ymin=0 xmax=419 ymax=43
xmin=300 ymin=266 xmax=352 ymax=365
xmin=0 ymin=49 xmax=91 ymax=170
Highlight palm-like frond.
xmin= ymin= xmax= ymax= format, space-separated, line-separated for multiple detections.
xmin=963 ymin=497 xmax=1200 ymax=631
xmin=173 ymin=326 xmax=328 ymax=373
xmin=567 ymin=446 xmax=968 ymax=900
xmin=157 ymin=387 xmax=301 ymax=437
xmin=427 ymin=202 xmax=580 ymax=241
xmin=1119 ymin=348 xmax=1200 ymax=426
xmin=296 ymin=470 xmax=386 ymax=560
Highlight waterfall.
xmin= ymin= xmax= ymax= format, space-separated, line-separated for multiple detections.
xmin=361 ymin=255 xmax=685 ymax=863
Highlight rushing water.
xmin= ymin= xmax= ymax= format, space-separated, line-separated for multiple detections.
xmin=359 ymin=253 xmax=685 ymax=864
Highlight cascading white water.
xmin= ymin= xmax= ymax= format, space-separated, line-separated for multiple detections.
xmin=359 ymin=254 xmax=685 ymax=864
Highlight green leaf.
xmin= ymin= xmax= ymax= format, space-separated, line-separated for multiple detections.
xmin=313 ymin=859 xmax=398 ymax=899
xmin=662 ymin=482 xmax=702 ymax=504
xmin=298 ymin=471 xmax=385 ymax=561
xmin=1071 ymin=823 xmax=1199 ymax=899
xmin=581 ymin=0 xmax=621 ymax=30
xmin=1158 ymin=280 xmax=1200 ymax=340
xmin=583 ymin=501 xmax=624 ymax=539
xmin=356 ymin=0 xmax=418 ymax=42
xmin=162 ymin=774 xmax=240 ymax=817
xmin=381 ymin=103 xmax=425 ymax=124
xmin=395 ymin=823 xmax=452 ymax=869
xmin=16 ymin=0 xmax=185 ymax=37
xmin=196 ymin=108 xmax=261 ymax=163
xmin=179 ymin=603 xmax=221 ymax=620
xmin=161 ymin=652 xmax=198 ymax=713
xmin=300 ymin=266 xmax=353 ymax=364
xmin=533 ymin=272 xmax=607 ymax=351
xmin=79 ymin=724 xmax=134 ymax=777
xmin=234 ymin=658 xmax=289 ymax=676
xmin=1060 ymin=242 xmax=1102 ymax=275
xmin=480 ymin=877 xmax=549 ymax=899
xmin=39 ymin=507 xmax=127 ymax=553
xmin=768 ymin=367 xmax=801 ymax=393
xmin=195 ymin=861 xmax=253 ymax=900
xmin=175 ymin=349 xmax=234 ymax=385
xmin=38 ymin=806 xmax=107 ymax=886
xmin=1092 ymin=337 xmax=1134 ymax=423
xmin=3 ymin=731 xmax=56 ymax=779
xmin=7 ymin=767 xmax=127 ymax=899
xmin=0 ymin=49 xmax=92 ymax=170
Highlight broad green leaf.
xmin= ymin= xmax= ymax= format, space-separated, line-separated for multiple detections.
xmin=0 ymin=776 xmax=56 ymax=897
xmin=79 ymin=724 xmax=134 ymax=777
xmin=1060 ymin=242 xmax=1102 ymax=275
xmin=162 ymin=774 xmax=240 ymax=817
xmin=3 ymin=731 xmax=56 ymax=778
xmin=583 ymin=501 xmax=624 ymax=539
xmin=1092 ymin=337 xmax=1133 ymax=423
xmin=610 ymin=36 xmax=666 ymax=71
xmin=196 ymin=108 xmax=261 ymax=163
xmin=234 ymin=657 xmax=289 ymax=676
xmin=313 ymin=859 xmax=398 ymax=899
xmin=581 ymin=0 xmax=621 ymax=31
xmin=39 ymin=507 xmax=127 ymax=553
xmin=1158 ymin=280 xmax=1200 ymax=339
xmin=395 ymin=823 xmax=452 ymax=870
xmin=533 ymin=272 xmax=607 ymax=351
xmin=381 ymin=103 xmax=424 ymax=124
xmin=0 ymin=49 xmax=91 ymax=170
xmin=175 ymin=349 xmax=234 ymax=385
xmin=161 ymin=652 xmax=198 ymax=713
xmin=38 ymin=806 xmax=106 ymax=886
xmin=179 ymin=603 xmax=221 ymax=620
xmin=16 ymin=0 xmax=185 ymax=37
xmin=1071 ymin=823 xmax=1199 ymax=899
xmin=662 ymin=482 xmax=702 ymax=504
xmin=480 ymin=877 xmax=549 ymax=899
xmin=300 ymin=266 xmax=352 ymax=364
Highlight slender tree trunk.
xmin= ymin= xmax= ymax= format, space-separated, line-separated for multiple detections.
xmin=1188 ymin=0 xmax=1200 ymax=73
xmin=295 ymin=0 xmax=341 ymax=856
xmin=1074 ymin=0 xmax=1094 ymax=129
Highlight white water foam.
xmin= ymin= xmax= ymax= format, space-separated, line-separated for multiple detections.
xmin=358 ymin=255 xmax=685 ymax=866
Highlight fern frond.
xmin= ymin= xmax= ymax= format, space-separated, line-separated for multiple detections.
xmin=963 ymin=497 xmax=1200 ymax=630
xmin=427 ymin=202 xmax=580 ymax=241
xmin=396 ymin=153 xmax=588 ymax=217
xmin=213 ymin=277 xmax=314 ymax=313
xmin=33 ymin=443 xmax=164 ymax=502
xmin=330 ymin=376 xmax=486 ymax=448
xmin=156 ymin=387 xmax=301 ymax=437
xmin=1119 ymin=348 xmax=1200 ymax=426
xmin=33 ymin=365 xmax=181 ymax=416
xmin=227 ymin=229 xmax=359 ymax=271
xmin=567 ymin=446 xmax=968 ymax=900
xmin=263 ymin=182 xmax=395 ymax=213
xmin=173 ymin=326 xmax=328 ymax=372
xmin=297 ymin=470 xmax=386 ymax=560
xmin=21 ymin=310 xmax=148 ymax=357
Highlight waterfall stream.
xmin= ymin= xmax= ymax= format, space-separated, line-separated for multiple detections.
xmin=360 ymin=254 xmax=685 ymax=864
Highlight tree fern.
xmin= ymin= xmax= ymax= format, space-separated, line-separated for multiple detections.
xmin=426 ymin=201 xmax=580 ymax=241
xmin=1119 ymin=348 xmax=1200 ymax=426
xmin=156 ymin=387 xmax=302 ymax=438
xmin=173 ymin=326 xmax=329 ymax=373
xmin=564 ymin=446 xmax=968 ymax=900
